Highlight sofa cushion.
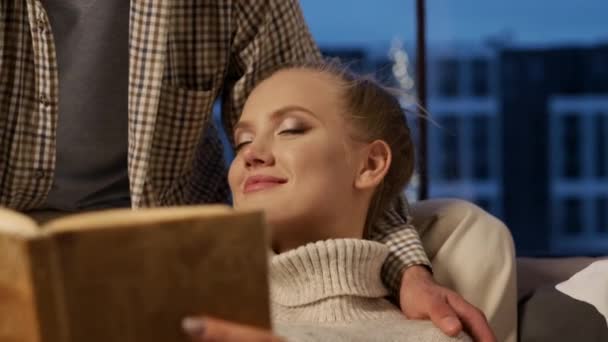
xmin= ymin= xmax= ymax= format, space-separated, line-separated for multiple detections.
xmin=517 ymin=257 xmax=603 ymax=300
xmin=519 ymin=286 xmax=608 ymax=342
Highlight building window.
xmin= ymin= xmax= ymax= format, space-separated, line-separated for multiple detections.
xmin=438 ymin=59 xmax=459 ymax=97
xmin=597 ymin=197 xmax=608 ymax=233
xmin=439 ymin=116 xmax=460 ymax=180
xmin=475 ymin=197 xmax=492 ymax=213
xmin=527 ymin=57 xmax=545 ymax=84
xmin=472 ymin=114 xmax=490 ymax=180
xmin=471 ymin=59 xmax=489 ymax=96
xmin=596 ymin=113 xmax=607 ymax=178
xmin=561 ymin=114 xmax=582 ymax=179
xmin=562 ymin=197 xmax=583 ymax=235
xmin=589 ymin=53 xmax=608 ymax=92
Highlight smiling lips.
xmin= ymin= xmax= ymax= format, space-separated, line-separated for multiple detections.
xmin=243 ymin=175 xmax=288 ymax=194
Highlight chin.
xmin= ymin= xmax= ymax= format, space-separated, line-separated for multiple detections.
xmin=235 ymin=191 xmax=287 ymax=210
xmin=234 ymin=195 xmax=316 ymax=228
xmin=235 ymin=197 xmax=271 ymax=211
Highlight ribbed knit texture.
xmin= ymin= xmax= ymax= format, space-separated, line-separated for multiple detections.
xmin=270 ymin=239 xmax=472 ymax=342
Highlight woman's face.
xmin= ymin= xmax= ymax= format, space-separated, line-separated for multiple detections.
xmin=228 ymin=69 xmax=372 ymax=251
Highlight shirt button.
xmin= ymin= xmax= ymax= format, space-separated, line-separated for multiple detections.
xmin=35 ymin=169 xmax=46 ymax=179
xmin=37 ymin=18 xmax=47 ymax=34
xmin=39 ymin=94 xmax=50 ymax=107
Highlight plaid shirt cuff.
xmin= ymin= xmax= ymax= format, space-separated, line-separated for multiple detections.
xmin=377 ymin=225 xmax=432 ymax=298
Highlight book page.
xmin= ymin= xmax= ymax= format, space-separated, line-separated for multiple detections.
xmin=42 ymin=205 xmax=233 ymax=233
xmin=45 ymin=208 xmax=271 ymax=340
xmin=0 ymin=208 xmax=39 ymax=237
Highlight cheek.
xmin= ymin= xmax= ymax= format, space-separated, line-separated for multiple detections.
xmin=227 ymin=159 xmax=242 ymax=195
xmin=285 ymin=137 xmax=355 ymax=191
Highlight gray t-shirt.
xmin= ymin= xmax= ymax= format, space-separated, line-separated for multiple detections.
xmin=41 ymin=0 xmax=131 ymax=211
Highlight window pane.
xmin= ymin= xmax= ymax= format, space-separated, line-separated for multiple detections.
xmin=588 ymin=52 xmax=608 ymax=92
xmin=438 ymin=59 xmax=459 ymax=97
xmin=597 ymin=197 xmax=607 ymax=233
xmin=439 ymin=116 xmax=461 ymax=180
xmin=596 ymin=113 xmax=607 ymax=178
xmin=471 ymin=59 xmax=489 ymax=97
xmin=562 ymin=198 xmax=583 ymax=235
xmin=472 ymin=115 xmax=490 ymax=180
xmin=561 ymin=114 xmax=581 ymax=179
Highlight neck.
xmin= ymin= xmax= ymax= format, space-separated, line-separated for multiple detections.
xmin=272 ymin=230 xmax=363 ymax=253
xmin=271 ymin=209 xmax=369 ymax=253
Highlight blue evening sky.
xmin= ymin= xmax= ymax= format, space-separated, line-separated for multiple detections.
xmin=300 ymin=0 xmax=608 ymax=48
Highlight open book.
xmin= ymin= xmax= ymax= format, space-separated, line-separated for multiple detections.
xmin=0 ymin=205 xmax=271 ymax=342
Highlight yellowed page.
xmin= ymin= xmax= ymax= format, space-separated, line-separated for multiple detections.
xmin=0 ymin=208 xmax=39 ymax=237
xmin=42 ymin=205 xmax=233 ymax=233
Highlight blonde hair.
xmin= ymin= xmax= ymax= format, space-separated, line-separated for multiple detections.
xmin=249 ymin=59 xmax=415 ymax=236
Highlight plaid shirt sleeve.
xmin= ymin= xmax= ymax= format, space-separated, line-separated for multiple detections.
xmin=220 ymin=0 xmax=322 ymax=133
xmin=368 ymin=194 xmax=432 ymax=297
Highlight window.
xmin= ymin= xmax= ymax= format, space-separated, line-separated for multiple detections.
xmin=596 ymin=113 xmax=607 ymax=178
xmin=562 ymin=197 xmax=583 ymax=235
xmin=527 ymin=58 xmax=545 ymax=84
xmin=588 ymin=52 xmax=608 ymax=92
xmin=475 ymin=197 xmax=492 ymax=213
xmin=597 ymin=197 xmax=608 ymax=233
xmin=561 ymin=114 xmax=582 ymax=179
xmin=439 ymin=116 xmax=461 ymax=180
xmin=471 ymin=59 xmax=489 ymax=96
xmin=301 ymin=0 xmax=608 ymax=256
xmin=438 ymin=59 xmax=459 ymax=97
xmin=472 ymin=114 xmax=490 ymax=180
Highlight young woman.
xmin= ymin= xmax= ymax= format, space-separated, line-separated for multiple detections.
xmin=185 ymin=61 xmax=479 ymax=341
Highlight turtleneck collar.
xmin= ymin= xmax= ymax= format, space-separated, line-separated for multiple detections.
xmin=270 ymin=239 xmax=390 ymax=306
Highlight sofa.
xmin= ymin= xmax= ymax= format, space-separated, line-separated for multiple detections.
xmin=517 ymin=257 xmax=608 ymax=341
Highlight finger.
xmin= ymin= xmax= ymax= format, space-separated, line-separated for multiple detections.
xmin=426 ymin=296 xmax=463 ymax=337
xmin=182 ymin=316 xmax=283 ymax=342
xmin=446 ymin=293 xmax=496 ymax=342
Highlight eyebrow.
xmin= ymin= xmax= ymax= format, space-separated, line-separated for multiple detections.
xmin=233 ymin=105 xmax=318 ymax=133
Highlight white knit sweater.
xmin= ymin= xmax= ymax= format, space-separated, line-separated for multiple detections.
xmin=270 ymin=239 xmax=472 ymax=342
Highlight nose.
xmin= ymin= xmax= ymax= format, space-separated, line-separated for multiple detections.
xmin=242 ymin=141 xmax=275 ymax=168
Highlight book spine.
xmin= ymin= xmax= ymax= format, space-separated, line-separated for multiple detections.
xmin=27 ymin=237 xmax=71 ymax=342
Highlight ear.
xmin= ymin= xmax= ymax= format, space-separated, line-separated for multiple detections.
xmin=354 ymin=140 xmax=391 ymax=191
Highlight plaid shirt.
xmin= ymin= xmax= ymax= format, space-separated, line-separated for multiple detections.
xmin=0 ymin=0 xmax=430 ymax=295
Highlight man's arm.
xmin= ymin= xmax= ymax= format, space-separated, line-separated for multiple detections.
xmin=370 ymin=195 xmax=496 ymax=342
xmin=368 ymin=194 xmax=432 ymax=294
xmin=188 ymin=0 xmax=318 ymax=207
xmin=221 ymin=0 xmax=321 ymax=134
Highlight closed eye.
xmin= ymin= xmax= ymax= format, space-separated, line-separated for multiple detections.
xmin=278 ymin=128 xmax=307 ymax=135
xmin=234 ymin=141 xmax=251 ymax=153
xmin=234 ymin=128 xmax=307 ymax=152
